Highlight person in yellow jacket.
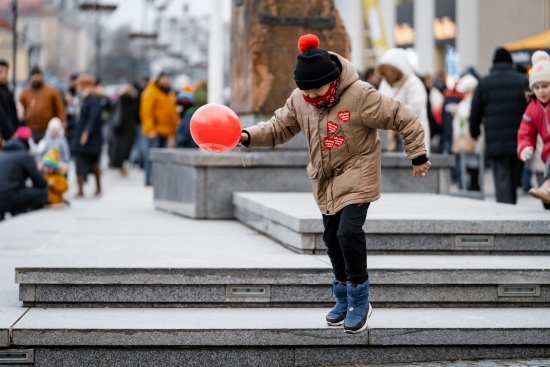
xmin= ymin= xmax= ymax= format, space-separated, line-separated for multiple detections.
xmin=140 ymin=70 xmax=179 ymax=186
xmin=41 ymin=147 xmax=68 ymax=205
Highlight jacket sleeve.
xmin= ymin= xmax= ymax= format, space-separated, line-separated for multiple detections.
xmin=404 ymin=79 xmax=427 ymax=116
xmin=23 ymin=156 xmax=47 ymax=189
xmin=84 ymin=97 xmax=102 ymax=134
xmin=517 ymin=108 xmax=538 ymax=159
xmin=60 ymin=138 xmax=71 ymax=163
xmin=360 ymin=86 xmax=426 ymax=160
xmin=469 ymin=81 xmax=483 ymax=139
xmin=53 ymin=89 xmax=67 ymax=123
xmin=243 ymin=94 xmax=301 ymax=148
xmin=140 ymin=91 xmax=155 ymax=135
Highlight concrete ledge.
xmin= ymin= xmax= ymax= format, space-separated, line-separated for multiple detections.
xmin=8 ymin=308 xmax=550 ymax=347
xmin=151 ymin=150 xmax=455 ymax=219
xmin=11 ymin=347 xmax=549 ymax=367
xmin=233 ymin=192 xmax=550 ymax=254
xmin=16 ymin=256 xmax=550 ymax=307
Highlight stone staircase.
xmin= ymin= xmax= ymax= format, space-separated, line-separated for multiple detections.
xmin=233 ymin=192 xmax=550 ymax=255
xmin=2 ymin=181 xmax=550 ymax=366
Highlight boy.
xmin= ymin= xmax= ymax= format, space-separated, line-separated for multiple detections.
xmin=240 ymin=34 xmax=430 ymax=334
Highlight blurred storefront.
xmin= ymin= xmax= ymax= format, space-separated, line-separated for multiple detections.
xmin=336 ymin=0 xmax=550 ymax=77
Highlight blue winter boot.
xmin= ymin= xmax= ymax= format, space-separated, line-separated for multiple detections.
xmin=344 ymin=279 xmax=372 ymax=334
xmin=326 ymin=280 xmax=348 ymax=326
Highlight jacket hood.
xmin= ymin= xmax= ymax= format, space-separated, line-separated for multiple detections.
xmin=328 ymin=52 xmax=360 ymax=92
xmin=375 ymin=48 xmax=413 ymax=78
xmin=2 ymin=138 xmax=29 ymax=152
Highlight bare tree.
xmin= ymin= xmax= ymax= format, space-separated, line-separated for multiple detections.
xmin=100 ymin=25 xmax=143 ymax=85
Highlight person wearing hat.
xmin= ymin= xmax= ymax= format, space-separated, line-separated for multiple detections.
xmin=65 ymin=72 xmax=80 ymax=154
xmin=469 ymin=47 xmax=530 ymax=204
xmin=451 ymin=74 xmax=481 ymax=191
xmin=517 ymin=50 xmax=550 ymax=204
xmin=0 ymin=127 xmax=48 ymax=220
xmin=19 ymin=66 xmax=67 ymax=143
xmin=72 ymin=74 xmax=104 ymax=197
xmin=376 ymin=48 xmax=431 ymax=154
xmin=41 ymin=147 xmax=69 ymax=205
xmin=239 ymin=34 xmax=430 ymax=334
xmin=140 ymin=69 xmax=179 ymax=186
xmin=0 ymin=58 xmax=20 ymax=145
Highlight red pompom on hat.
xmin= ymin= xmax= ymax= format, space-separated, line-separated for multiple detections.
xmin=298 ymin=34 xmax=320 ymax=53
xmin=294 ymin=34 xmax=340 ymax=90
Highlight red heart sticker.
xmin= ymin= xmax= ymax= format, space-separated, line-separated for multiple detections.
xmin=333 ymin=135 xmax=345 ymax=148
xmin=338 ymin=110 xmax=350 ymax=123
xmin=323 ymin=137 xmax=335 ymax=150
xmin=327 ymin=121 xmax=339 ymax=135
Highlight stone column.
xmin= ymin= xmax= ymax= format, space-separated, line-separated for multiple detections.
xmin=335 ymin=0 xmax=364 ymax=72
xmin=413 ymin=0 xmax=435 ymax=74
xmin=230 ymin=0 xmax=350 ymax=119
xmin=379 ymin=0 xmax=395 ymax=49
xmin=208 ymin=0 xmax=224 ymax=104
xmin=456 ymin=0 xmax=478 ymax=74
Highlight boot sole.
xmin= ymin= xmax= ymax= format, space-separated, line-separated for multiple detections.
xmin=326 ymin=313 xmax=346 ymax=326
xmin=344 ymin=303 xmax=373 ymax=334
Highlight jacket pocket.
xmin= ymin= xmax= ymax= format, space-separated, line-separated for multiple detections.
xmin=306 ymin=162 xmax=318 ymax=178
xmin=306 ymin=162 xmax=321 ymax=204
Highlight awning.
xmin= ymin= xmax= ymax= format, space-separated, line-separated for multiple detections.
xmin=505 ymin=30 xmax=550 ymax=51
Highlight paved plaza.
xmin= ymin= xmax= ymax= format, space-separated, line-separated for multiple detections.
xmin=1 ymin=167 xmax=549 ymax=366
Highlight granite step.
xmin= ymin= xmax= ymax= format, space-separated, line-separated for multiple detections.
xmin=233 ymin=192 xmax=550 ymax=255
xmin=16 ymin=255 xmax=550 ymax=307
xmin=1 ymin=308 xmax=549 ymax=367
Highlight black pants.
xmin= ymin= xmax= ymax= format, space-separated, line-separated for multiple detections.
xmin=491 ymin=155 xmax=521 ymax=204
xmin=0 ymin=188 xmax=48 ymax=216
xmin=322 ymin=203 xmax=370 ymax=284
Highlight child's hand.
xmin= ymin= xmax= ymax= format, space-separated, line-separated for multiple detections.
xmin=48 ymin=179 xmax=54 ymax=187
xmin=413 ymin=161 xmax=431 ymax=178
xmin=520 ymin=146 xmax=534 ymax=161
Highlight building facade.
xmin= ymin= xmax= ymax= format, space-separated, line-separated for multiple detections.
xmin=336 ymin=0 xmax=550 ymax=77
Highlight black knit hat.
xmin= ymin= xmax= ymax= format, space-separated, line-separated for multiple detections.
xmin=294 ymin=34 xmax=340 ymax=90
xmin=492 ymin=47 xmax=513 ymax=65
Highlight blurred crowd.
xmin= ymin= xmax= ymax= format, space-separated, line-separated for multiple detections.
xmin=0 ymin=58 xmax=208 ymax=220
xmin=367 ymin=46 xmax=550 ymax=210
xmin=1 ymin=42 xmax=549 ymax=220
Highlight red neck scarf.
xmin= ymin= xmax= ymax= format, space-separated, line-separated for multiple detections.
xmin=303 ymin=79 xmax=340 ymax=110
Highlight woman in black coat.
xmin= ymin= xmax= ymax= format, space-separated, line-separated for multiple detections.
xmin=109 ymin=84 xmax=138 ymax=175
xmin=72 ymin=74 xmax=104 ymax=197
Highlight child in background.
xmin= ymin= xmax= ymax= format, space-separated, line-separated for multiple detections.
xmin=37 ymin=117 xmax=71 ymax=167
xmin=517 ymin=51 xmax=550 ymax=203
xmin=41 ymin=147 xmax=69 ymax=205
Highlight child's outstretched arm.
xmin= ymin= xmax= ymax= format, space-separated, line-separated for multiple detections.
xmin=360 ymin=87 xmax=426 ymax=158
xmin=240 ymin=93 xmax=301 ymax=148
xmin=360 ymin=86 xmax=430 ymax=176
xmin=517 ymin=111 xmax=538 ymax=161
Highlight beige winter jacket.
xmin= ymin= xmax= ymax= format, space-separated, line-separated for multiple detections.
xmin=244 ymin=53 xmax=427 ymax=215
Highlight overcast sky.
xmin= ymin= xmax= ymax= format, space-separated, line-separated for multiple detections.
xmin=107 ymin=0 xmax=231 ymax=31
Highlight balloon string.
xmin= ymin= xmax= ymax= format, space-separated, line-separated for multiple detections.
xmin=238 ymin=147 xmax=246 ymax=167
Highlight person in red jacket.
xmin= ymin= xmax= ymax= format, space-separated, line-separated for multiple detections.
xmin=517 ymin=50 xmax=550 ymax=203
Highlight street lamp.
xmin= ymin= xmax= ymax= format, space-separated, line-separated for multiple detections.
xmin=11 ymin=0 xmax=17 ymax=91
xmin=79 ymin=1 xmax=117 ymax=80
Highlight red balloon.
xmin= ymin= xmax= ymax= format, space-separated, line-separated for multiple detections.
xmin=190 ymin=104 xmax=242 ymax=153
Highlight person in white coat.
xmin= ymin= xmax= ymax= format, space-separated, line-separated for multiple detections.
xmin=376 ymin=48 xmax=430 ymax=154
